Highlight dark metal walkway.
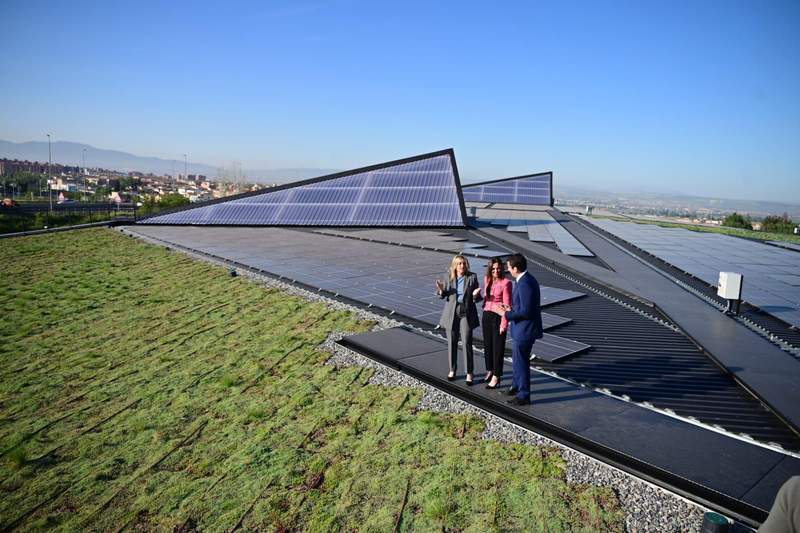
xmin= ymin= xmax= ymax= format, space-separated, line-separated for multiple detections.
xmin=340 ymin=326 xmax=800 ymax=527
xmin=479 ymin=222 xmax=800 ymax=437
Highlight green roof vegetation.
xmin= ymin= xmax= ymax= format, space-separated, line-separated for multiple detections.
xmin=0 ymin=228 xmax=624 ymax=532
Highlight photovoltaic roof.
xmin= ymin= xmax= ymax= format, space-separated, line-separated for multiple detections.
xmin=462 ymin=172 xmax=553 ymax=206
xmin=582 ymin=217 xmax=800 ymax=328
xmin=125 ymin=225 xmax=800 ymax=453
xmin=475 ymin=207 xmax=594 ymax=257
xmin=139 ymin=150 xmax=468 ymax=227
xmin=128 ymin=225 xmax=590 ymax=362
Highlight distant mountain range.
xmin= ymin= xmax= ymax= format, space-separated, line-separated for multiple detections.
xmin=556 ymin=185 xmax=800 ymax=218
xmin=0 ymin=140 xmax=338 ymax=184
xmin=2 ymin=139 xmax=797 ymax=217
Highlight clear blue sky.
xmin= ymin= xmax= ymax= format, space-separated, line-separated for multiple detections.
xmin=1 ymin=0 xmax=798 ymax=203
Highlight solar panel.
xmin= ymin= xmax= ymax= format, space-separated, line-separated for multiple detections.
xmin=581 ymin=217 xmax=800 ymax=328
xmin=542 ymin=312 xmax=572 ymax=329
xmin=491 ymin=203 xmax=551 ymax=212
xmin=462 ymin=173 xmax=552 ymax=206
xmin=767 ymin=241 xmax=800 ymax=253
xmin=140 ymin=151 xmax=466 ymax=227
xmin=541 ymin=286 xmax=587 ymax=307
xmin=766 ymin=274 xmax=800 ymax=286
xmin=128 ymin=225 xmax=590 ymax=362
xmin=547 ymin=223 xmax=594 ymax=257
xmin=527 ymin=221 xmax=555 ymax=242
xmin=532 ymin=334 xmax=591 ymax=362
xmin=314 ymin=228 xmax=506 ymax=259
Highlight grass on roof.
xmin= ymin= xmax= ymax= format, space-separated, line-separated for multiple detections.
xmin=0 ymin=228 xmax=624 ymax=532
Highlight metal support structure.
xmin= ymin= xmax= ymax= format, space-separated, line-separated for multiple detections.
xmin=83 ymin=148 xmax=87 ymax=202
xmin=47 ymin=134 xmax=52 ymax=211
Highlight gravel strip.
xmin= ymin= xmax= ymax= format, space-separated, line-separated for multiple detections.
xmin=126 ymin=228 xmax=753 ymax=533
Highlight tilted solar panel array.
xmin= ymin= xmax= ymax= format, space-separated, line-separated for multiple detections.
xmin=140 ymin=153 xmax=465 ymax=226
xmin=462 ymin=173 xmax=552 ymax=206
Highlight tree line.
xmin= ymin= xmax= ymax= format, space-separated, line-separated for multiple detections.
xmin=723 ymin=212 xmax=797 ymax=234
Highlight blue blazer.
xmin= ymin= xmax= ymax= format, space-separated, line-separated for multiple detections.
xmin=504 ymin=272 xmax=544 ymax=342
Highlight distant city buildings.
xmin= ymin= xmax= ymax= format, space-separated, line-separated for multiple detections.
xmin=0 ymin=158 xmax=63 ymax=175
xmin=0 ymin=157 xmax=251 ymax=202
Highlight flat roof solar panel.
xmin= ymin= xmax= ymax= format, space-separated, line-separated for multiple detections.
xmin=767 ymin=241 xmax=800 ymax=253
xmin=527 ymin=223 xmax=555 ymax=242
xmin=540 ymin=286 xmax=587 ymax=306
xmin=580 ymin=216 xmax=800 ymax=328
xmin=130 ymin=225 xmax=592 ymax=363
xmin=547 ymin=221 xmax=593 ymax=257
xmin=532 ymin=334 xmax=591 ymax=362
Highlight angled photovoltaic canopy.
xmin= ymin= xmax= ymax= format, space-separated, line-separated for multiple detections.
xmin=462 ymin=172 xmax=553 ymax=206
xmin=138 ymin=149 xmax=468 ymax=227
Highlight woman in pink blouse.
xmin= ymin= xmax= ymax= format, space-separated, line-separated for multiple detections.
xmin=481 ymin=257 xmax=513 ymax=389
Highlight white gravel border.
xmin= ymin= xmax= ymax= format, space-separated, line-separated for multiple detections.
xmin=125 ymin=227 xmax=755 ymax=533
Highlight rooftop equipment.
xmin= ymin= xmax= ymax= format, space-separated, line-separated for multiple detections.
xmin=718 ymin=272 xmax=743 ymax=316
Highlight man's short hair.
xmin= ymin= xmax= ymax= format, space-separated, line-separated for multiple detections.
xmin=507 ymin=253 xmax=527 ymax=272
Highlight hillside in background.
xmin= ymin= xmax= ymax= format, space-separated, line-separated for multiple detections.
xmin=556 ymin=184 xmax=800 ymax=219
xmin=0 ymin=140 xmax=337 ymax=184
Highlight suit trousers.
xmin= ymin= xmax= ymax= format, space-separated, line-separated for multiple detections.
xmin=481 ymin=312 xmax=506 ymax=377
xmin=446 ymin=312 xmax=474 ymax=374
xmin=512 ymin=340 xmax=534 ymax=400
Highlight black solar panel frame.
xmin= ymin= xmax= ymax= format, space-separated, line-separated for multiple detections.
xmin=462 ymin=171 xmax=554 ymax=207
xmin=138 ymin=149 xmax=470 ymax=226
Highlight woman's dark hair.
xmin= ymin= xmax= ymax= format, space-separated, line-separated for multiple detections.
xmin=485 ymin=257 xmax=505 ymax=296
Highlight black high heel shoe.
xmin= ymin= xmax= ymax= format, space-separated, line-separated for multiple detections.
xmin=486 ymin=380 xmax=500 ymax=389
xmin=447 ymin=374 xmax=456 ymax=382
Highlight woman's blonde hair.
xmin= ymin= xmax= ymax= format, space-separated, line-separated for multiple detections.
xmin=448 ymin=254 xmax=470 ymax=281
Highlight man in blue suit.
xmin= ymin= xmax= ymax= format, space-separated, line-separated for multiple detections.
xmin=498 ymin=253 xmax=543 ymax=406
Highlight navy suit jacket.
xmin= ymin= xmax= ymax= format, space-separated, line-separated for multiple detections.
xmin=504 ymin=272 xmax=544 ymax=342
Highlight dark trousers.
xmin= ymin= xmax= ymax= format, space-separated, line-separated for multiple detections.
xmin=447 ymin=312 xmax=474 ymax=374
xmin=482 ymin=312 xmax=506 ymax=377
xmin=512 ymin=340 xmax=534 ymax=400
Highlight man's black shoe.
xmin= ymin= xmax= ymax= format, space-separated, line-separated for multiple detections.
xmin=499 ymin=387 xmax=519 ymax=396
xmin=506 ymin=397 xmax=531 ymax=406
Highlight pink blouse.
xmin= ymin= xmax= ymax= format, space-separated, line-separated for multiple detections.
xmin=482 ymin=276 xmax=512 ymax=331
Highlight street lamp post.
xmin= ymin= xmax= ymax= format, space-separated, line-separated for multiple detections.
xmin=239 ymin=162 xmax=243 ymax=192
xmin=47 ymin=134 xmax=52 ymax=210
xmin=83 ymin=148 xmax=87 ymax=202
xmin=172 ymin=160 xmax=175 ymax=181
xmin=183 ymin=154 xmax=187 ymax=180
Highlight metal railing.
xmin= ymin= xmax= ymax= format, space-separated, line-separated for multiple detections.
xmin=0 ymin=203 xmax=136 ymax=234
